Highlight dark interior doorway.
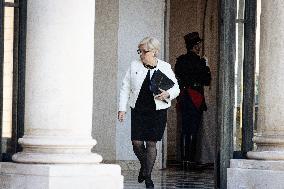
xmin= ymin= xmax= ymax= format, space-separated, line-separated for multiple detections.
xmin=167 ymin=0 xmax=218 ymax=167
xmin=166 ymin=0 xmax=258 ymax=188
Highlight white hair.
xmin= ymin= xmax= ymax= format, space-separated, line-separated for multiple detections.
xmin=138 ymin=37 xmax=161 ymax=55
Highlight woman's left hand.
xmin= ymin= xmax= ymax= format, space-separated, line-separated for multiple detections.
xmin=154 ymin=89 xmax=170 ymax=101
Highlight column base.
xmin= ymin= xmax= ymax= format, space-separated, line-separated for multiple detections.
xmin=247 ymin=151 xmax=284 ymax=160
xmin=12 ymin=152 xmax=103 ymax=164
xmin=0 ymin=162 xmax=123 ymax=189
xmin=228 ymin=159 xmax=284 ymax=189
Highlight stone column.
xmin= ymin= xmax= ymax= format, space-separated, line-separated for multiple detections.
xmin=228 ymin=1 xmax=284 ymax=188
xmin=0 ymin=1 xmax=123 ymax=188
xmin=246 ymin=0 xmax=284 ymax=160
xmin=12 ymin=0 xmax=102 ymax=164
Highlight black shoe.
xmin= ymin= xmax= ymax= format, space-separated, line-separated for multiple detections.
xmin=138 ymin=169 xmax=145 ymax=183
xmin=145 ymin=178 xmax=154 ymax=188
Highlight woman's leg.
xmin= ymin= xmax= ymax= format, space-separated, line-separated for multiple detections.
xmin=132 ymin=140 xmax=146 ymax=182
xmin=144 ymin=141 xmax=157 ymax=188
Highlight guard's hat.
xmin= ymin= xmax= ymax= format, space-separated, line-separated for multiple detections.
xmin=184 ymin=32 xmax=202 ymax=46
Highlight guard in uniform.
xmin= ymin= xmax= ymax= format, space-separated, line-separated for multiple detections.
xmin=175 ymin=32 xmax=211 ymax=167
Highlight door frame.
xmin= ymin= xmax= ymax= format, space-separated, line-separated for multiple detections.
xmin=0 ymin=0 xmax=26 ymax=161
xmin=0 ymin=0 xmax=4 ymax=161
xmin=216 ymin=1 xmax=236 ymax=188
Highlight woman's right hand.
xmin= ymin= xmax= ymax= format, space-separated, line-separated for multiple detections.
xmin=118 ymin=111 xmax=126 ymax=122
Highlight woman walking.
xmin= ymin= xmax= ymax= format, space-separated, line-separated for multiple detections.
xmin=118 ymin=37 xmax=180 ymax=188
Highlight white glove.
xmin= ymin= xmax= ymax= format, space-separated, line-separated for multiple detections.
xmin=203 ymin=56 xmax=209 ymax=66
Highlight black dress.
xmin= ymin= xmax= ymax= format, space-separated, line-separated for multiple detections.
xmin=131 ymin=70 xmax=167 ymax=141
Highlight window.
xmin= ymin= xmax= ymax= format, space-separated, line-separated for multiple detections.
xmin=234 ymin=0 xmax=245 ymax=153
xmin=233 ymin=0 xmax=260 ymax=157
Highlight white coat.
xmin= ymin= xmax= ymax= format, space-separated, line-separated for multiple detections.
xmin=119 ymin=59 xmax=180 ymax=112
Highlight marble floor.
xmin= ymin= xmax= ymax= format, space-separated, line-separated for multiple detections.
xmin=123 ymin=164 xmax=214 ymax=189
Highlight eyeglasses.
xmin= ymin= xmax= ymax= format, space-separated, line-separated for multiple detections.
xmin=137 ymin=49 xmax=150 ymax=55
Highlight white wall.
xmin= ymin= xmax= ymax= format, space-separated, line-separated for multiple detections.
xmin=94 ymin=0 xmax=166 ymax=167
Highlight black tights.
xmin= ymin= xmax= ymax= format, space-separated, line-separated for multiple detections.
xmin=132 ymin=140 xmax=157 ymax=179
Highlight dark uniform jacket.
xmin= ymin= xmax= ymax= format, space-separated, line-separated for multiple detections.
xmin=175 ymin=51 xmax=211 ymax=110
